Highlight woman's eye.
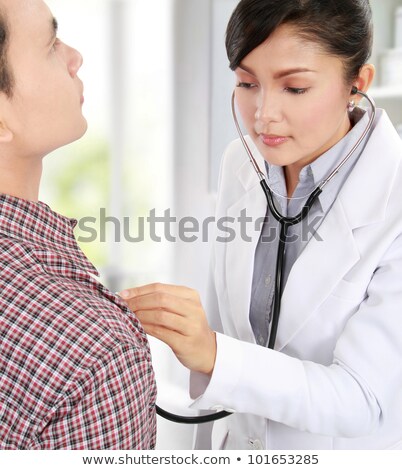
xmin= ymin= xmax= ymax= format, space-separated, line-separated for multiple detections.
xmin=285 ymin=87 xmax=309 ymax=95
xmin=236 ymin=82 xmax=257 ymax=89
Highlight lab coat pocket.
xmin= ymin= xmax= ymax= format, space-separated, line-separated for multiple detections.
xmin=329 ymin=278 xmax=368 ymax=303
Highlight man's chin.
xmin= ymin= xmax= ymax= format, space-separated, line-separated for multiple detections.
xmin=71 ymin=118 xmax=89 ymax=143
xmin=47 ymin=120 xmax=89 ymax=154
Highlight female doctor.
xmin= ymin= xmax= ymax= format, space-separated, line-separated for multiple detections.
xmin=121 ymin=0 xmax=402 ymax=450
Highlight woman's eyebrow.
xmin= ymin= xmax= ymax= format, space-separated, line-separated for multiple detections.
xmin=273 ymin=67 xmax=317 ymax=79
xmin=237 ymin=63 xmax=257 ymax=77
xmin=238 ymin=63 xmax=316 ymax=79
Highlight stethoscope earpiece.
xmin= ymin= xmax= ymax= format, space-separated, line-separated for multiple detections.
xmin=351 ymin=86 xmax=359 ymax=95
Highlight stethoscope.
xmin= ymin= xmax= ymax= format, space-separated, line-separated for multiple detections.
xmin=156 ymin=86 xmax=377 ymax=424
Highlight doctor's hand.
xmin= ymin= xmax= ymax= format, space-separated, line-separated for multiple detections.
xmin=120 ymin=283 xmax=217 ymax=375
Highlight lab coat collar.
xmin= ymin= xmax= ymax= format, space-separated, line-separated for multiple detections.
xmin=338 ymin=109 xmax=400 ymax=229
xmin=236 ymin=110 xmax=397 ymax=230
xmin=227 ymin=109 xmax=402 ymax=350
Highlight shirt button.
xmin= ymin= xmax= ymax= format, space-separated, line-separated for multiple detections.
xmin=249 ymin=438 xmax=264 ymax=450
xmin=265 ymin=275 xmax=272 ymax=286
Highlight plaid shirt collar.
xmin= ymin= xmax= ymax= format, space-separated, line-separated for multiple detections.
xmin=0 ymin=192 xmax=98 ymax=276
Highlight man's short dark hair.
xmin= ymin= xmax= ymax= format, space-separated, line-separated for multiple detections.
xmin=0 ymin=10 xmax=14 ymax=97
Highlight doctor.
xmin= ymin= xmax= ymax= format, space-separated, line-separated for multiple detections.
xmin=121 ymin=0 xmax=402 ymax=450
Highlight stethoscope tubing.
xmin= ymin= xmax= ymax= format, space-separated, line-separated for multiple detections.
xmin=156 ymin=404 xmax=232 ymax=424
xmin=155 ymin=88 xmax=376 ymax=424
xmin=261 ymin=181 xmax=323 ymax=349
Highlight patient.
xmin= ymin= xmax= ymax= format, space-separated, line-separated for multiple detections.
xmin=0 ymin=0 xmax=156 ymax=449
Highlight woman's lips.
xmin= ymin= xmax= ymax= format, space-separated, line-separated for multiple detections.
xmin=260 ymin=134 xmax=288 ymax=147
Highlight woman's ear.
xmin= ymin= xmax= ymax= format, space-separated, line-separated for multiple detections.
xmin=352 ymin=64 xmax=376 ymax=101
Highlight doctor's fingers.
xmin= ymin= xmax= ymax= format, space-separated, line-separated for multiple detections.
xmin=127 ymin=291 xmax=204 ymax=319
xmin=120 ymin=282 xmax=201 ymax=302
xmin=141 ymin=322 xmax=216 ymax=374
xmin=136 ymin=309 xmax=192 ymax=336
xmin=140 ymin=323 xmax=186 ymax=355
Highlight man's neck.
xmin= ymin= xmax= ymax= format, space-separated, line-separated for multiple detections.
xmin=0 ymin=157 xmax=42 ymax=202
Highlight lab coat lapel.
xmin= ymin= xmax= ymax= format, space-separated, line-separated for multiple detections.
xmin=275 ymin=198 xmax=359 ymax=351
xmin=275 ymin=109 xmax=401 ymax=351
xmin=224 ymin=161 xmax=267 ymax=343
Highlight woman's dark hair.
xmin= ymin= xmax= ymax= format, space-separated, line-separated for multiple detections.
xmin=226 ymin=0 xmax=373 ymax=85
xmin=0 ymin=10 xmax=14 ymax=97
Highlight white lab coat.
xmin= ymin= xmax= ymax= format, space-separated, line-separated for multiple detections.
xmin=190 ymin=109 xmax=402 ymax=450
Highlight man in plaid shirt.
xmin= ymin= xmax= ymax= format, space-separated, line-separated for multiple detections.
xmin=0 ymin=0 xmax=157 ymax=449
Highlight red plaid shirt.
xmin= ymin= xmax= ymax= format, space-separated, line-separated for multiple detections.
xmin=0 ymin=193 xmax=157 ymax=449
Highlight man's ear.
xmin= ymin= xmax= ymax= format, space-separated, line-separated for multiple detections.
xmin=0 ymin=120 xmax=13 ymax=143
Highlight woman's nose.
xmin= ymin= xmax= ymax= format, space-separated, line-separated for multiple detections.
xmin=255 ymin=91 xmax=282 ymax=124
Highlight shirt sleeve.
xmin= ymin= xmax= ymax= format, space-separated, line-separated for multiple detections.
xmin=31 ymin=343 xmax=156 ymax=450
